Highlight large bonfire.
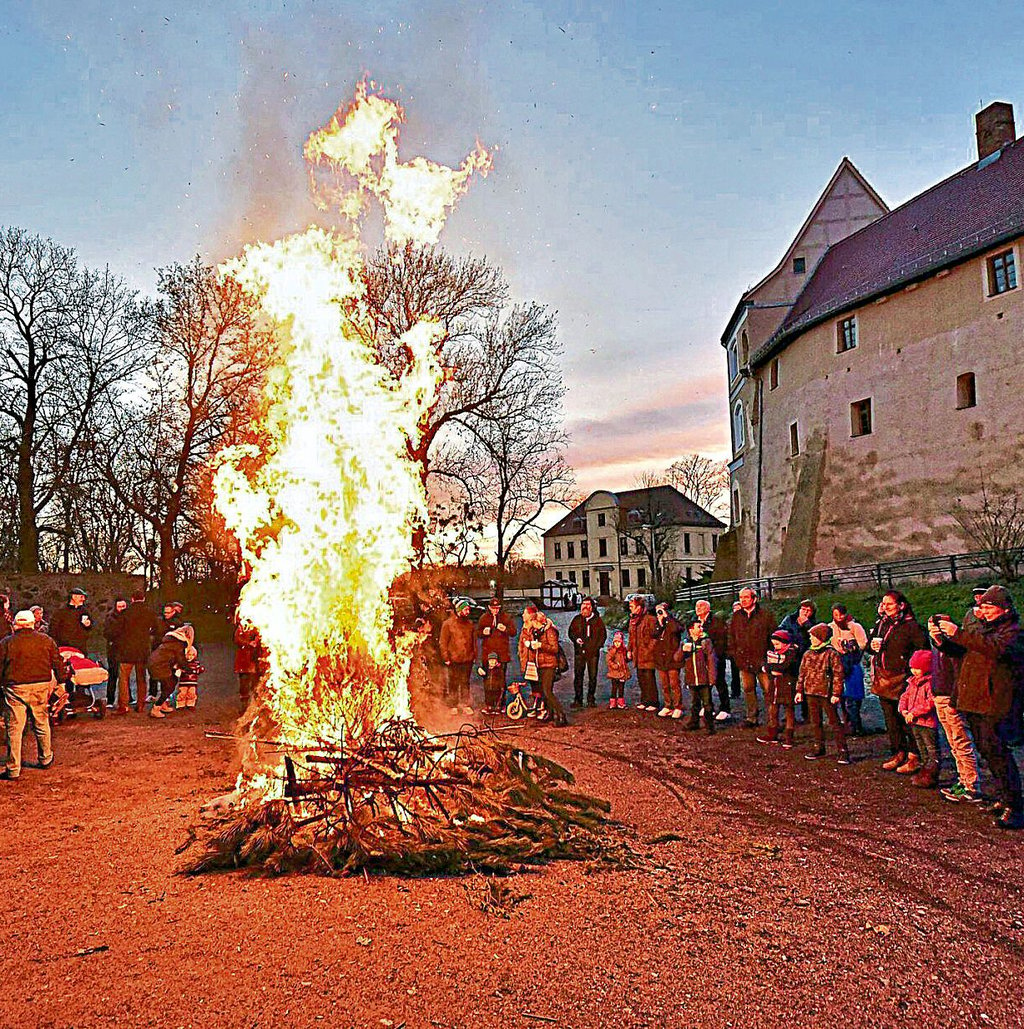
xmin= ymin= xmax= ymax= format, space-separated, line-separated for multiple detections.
xmin=182 ymin=83 xmax=621 ymax=877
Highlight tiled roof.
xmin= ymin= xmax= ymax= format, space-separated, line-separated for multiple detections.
xmin=543 ymin=486 xmax=726 ymax=538
xmin=752 ymin=136 xmax=1024 ymax=367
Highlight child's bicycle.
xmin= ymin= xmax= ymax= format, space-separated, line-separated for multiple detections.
xmin=504 ymin=680 xmax=534 ymax=720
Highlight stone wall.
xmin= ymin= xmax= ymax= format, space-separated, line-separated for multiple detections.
xmin=0 ymin=572 xmax=146 ymax=623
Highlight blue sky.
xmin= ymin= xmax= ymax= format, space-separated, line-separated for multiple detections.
xmin=2 ymin=0 xmax=1021 ymax=494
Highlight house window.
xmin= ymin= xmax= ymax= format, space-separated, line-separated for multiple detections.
xmin=619 ymin=537 xmax=628 ymax=556
xmin=556 ymin=572 xmax=563 ymax=581
xmin=568 ymin=570 xmax=577 ymax=583
xmin=684 ymin=532 xmax=692 ymax=554
xmin=637 ymin=568 xmax=647 ymax=588
xmin=554 ymin=542 xmax=561 ymax=560
xmin=789 ymin=421 xmax=800 ymax=457
xmin=792 ymin=256 xmax=806 ymax=274
xmin=621 ymin=569 xmax=631 ymax=589
xmin=727 ymin=344 xmax=739 ymax=382
xmin=597 ymin=512 xmax=606 ymax=527
xmin=571 ymin=515 xmax=584 ymax=530
xmin=837 ymin=316 xmax=857 ymax=353
xmin=851 ymin=398 xmax=873 ymax=437
xmin=598 ymin=538 xmax=608 ymax=558
xmin=582 ymin=570 xmax=591 ymax=589
xmin=988 ymin=249 xmax=1017 ymax=295
xmin=580 ymin=538 xmax=588 ymax=558
xmin=712 ymin=534 xmax=718 ymax=553
xmin=956 ymin=372 xmax=977 ymax=410
xmin=567 ymin=542 xmax=575 ymax=559
xmin=733 ymin=400 xmax=746 ymax=451
xmin=769 ymin=358 xmax=779 ymax=391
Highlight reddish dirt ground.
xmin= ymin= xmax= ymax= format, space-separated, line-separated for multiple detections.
xmin=2 ymin=644 xmax=1023 ymax=1028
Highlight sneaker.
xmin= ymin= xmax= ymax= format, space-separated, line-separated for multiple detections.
xmin=996 ymin=809 xmax=1024 ymax=831
xmin=657 ymin=707 xmax=671 ymax=718
xmin=837 ymin=754 xmax=851 ymax=765
xmin=804 ymin=750 xmax=825 ymax=761
xmin=715 ymin=710 xmax=731 ymax=722
xmin=941 ymin=783 xmax=969 ymax=803
xmin=780 ymin=739 xmax=794 ymax=751
xmin=671 ymin=708 xmax=683 ymax=719
xmin=0 ymin=770 xmax=19 ymax=781
xmin=756 ymin=735 xmax=779 ymax=746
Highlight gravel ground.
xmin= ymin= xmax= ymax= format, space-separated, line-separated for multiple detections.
xmin=2 ymin=639 xmax=1023 ymax=1029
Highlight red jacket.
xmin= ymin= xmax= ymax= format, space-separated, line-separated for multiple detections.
xmin=606 ymin=643 xmax=631 ymax=681
xmin=477 ymin=609 xmax=517 ymax=664
xmin=898 ymin=673 xmax=938 ymax=728
xmin=628 ymin=612 xmax=658 ymax=670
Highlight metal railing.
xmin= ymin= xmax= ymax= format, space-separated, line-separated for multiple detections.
xmin=675 ymin=547 xmax=1023 ymax=606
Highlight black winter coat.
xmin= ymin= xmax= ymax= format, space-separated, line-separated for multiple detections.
xmin=119 ymin=603 xmax=162 ymax=663
xmin=568 ymin=613 xmax=607 ymax=658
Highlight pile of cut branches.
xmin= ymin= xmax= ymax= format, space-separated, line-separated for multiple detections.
xmin=180 ymin=720 xmax=629 ymax=877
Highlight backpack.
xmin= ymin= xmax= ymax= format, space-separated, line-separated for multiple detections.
xmin=555 ymin=643 xmax=570 ymax=678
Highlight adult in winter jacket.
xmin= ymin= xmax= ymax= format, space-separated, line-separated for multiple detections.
xmin=148 ymin=624 xmax=194 ymax=718
xmin=628 ymin=595 xmax=659 ymax=711
xmin=934 ymin=585 xmax=1023 ymax=829
xmin=0 ymin=611 xmax=64 ymax=779
xmin=477 ymin=597 xmax=518 ymax=691
xmin=695 ymin=600 xmax=730 ymax=717
xmin=869 ymin=591 xmax=928 ymax=773
xmin=104 ymin=598 xmax=128 ymax=706
xmin=795 ymin=624 xmax=849 ymax=763
xmin=518 ymin=605 xmax=567 ymax=726
xmin=117 ymin=593 xmax=161 ymax=713
xmin=568 ymin=597 xmax=607 ymax=707
xmin=652 ymin=603 xmax=685 ymax=718
xmin=440 ymin=600 xmax=477 ymax=714
xmin=49 ymin=589 xmax=94 ymax=654
xmin=728 ymin=588 xmax=775 ymax=727
xmin=779 ymin=600 xmax=816 ymax=655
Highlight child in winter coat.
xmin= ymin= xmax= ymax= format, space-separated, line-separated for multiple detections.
xmin=898 ymin=649 xmax=940 ymax=788
xmin=681 ymin=619 xmax=716 ymax=734
xmin=478 ymin=652 xmax=505 ymax=714
xmin=758 ymin=629 xmax=801 ymax=749
xmin=795 ymin=624 xmax=849 ymax=763
xmin=605 ymin=631 xmax=631 ymax=709
xmin=175 ymin=648 xmax=206 ymax=710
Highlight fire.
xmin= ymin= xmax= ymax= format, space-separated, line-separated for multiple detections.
xmin=212 ymin=82 xmax=491 ymax=782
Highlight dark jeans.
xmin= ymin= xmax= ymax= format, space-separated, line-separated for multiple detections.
xmin=808 ymin=695 xmax=848 ymax=755
xmin=966 ymin=712 xmax=1023 ymax=814
xmin=537 ymin=666 xmax=567 ymax=725
xmin=445 ymin=663 xmax=472 ymax=706
xmin=484 ymin=664 xmax=507 ymax=710
xmin=153 ymin=677 xmax=176 ymax=706
xmin=573 ymin=653 xmax=599 ymax=702
xmin=106 ymin=648 xmax=119 ymax=704
xmin=843 ymin=697 xmax=864 ymax=733
xmin=728 ymin=659 xmax=741 ymax=698
xmin=609 ymin=678 xmax=626 ymax=699
xmin=878 ymin=696 xmax=916 ymax=756
xmin=715 ymin=660 xmax=730 ymax=712
xmin=637 ymin=668 xmax=658 ymax=707
xmin=765 ymin=701 xmax=795 ymax=740
xmin=686 ymin=685 xmax=714 ymax=731
xmin=910 ymin=724 xmax=939 ymax=765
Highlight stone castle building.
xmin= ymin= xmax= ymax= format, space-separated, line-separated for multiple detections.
xmin=721 ymin=101 xmax=1023 ymax=579
xmin=543 ymin=486 xmax=725 ymax=599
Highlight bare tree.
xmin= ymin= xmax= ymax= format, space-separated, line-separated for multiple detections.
xmin=954 ymin=477 xmax=1024 ymax=581
xmin=95 ymin=258 xmax=273 ymax=589
xmin=617 ymin=477 xmax=682 ymax=588
xmin=0 ymin=230 xmax=146 ymax=571
xmin=665 ymin=453 xmax=729 ymax=516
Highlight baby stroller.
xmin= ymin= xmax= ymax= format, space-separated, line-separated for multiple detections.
xmin=51 ymin=647 xmax=109 ymax=722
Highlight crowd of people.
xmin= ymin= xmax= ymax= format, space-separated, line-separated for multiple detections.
xmin=420 ymin=584 xmax=1024 ymax=831
xmin=0 ymin=588 xmax=204 ymax=781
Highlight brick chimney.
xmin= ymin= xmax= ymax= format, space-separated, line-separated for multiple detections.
xmin=976 ymin=101 xmax=1016 ymax=160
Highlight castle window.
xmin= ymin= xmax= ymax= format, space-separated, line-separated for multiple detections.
xmin=769 ymin=358 xmax=779 ymax=391
xmin=851 ymin=398 xmax=873 ymax=437
xmin=988 ymin=249 xmax=1017 ymax=295
xmin=792 ymin=256 xmax=806 ymax=274
xmin=837 ymin=316 xmax=858 ymax=353
xmin=789 ymin=421 xmax=800 ymax=456
xmin=554 ymin=542 xmax=562 ymax=560
xmin=956 ymin=372 xmax=977 ymax=410
xmin=732 ymin=400 xmax=746 ymax=451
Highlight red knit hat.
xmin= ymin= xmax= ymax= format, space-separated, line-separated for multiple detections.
xmin=909 ymin=649 xmax=933 ymax=674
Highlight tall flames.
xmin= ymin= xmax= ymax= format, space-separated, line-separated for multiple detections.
xmin=212 ymin=84 xmax=491 ymax=783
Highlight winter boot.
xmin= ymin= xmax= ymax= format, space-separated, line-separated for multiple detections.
xmin=896 ymin=753 xmax=921 ymax=775
xmin=882 ymin=751 xmax=906 ymax=771
xmin=911 ymin=761 xmax=939 ymax=788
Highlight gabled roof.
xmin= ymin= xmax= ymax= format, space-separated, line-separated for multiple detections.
xmin=752 ymin=136 xmax=1024 ymax=367
xmin=543 ymin=485 xmax=726 ymax=538
xmin=720 ymin=158 xmax=888 ymax=346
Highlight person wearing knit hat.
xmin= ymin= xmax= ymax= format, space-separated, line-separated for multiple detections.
xmin=758 ymin=628 xmax=801 ymax=748
xmin=795 ymin=624 xmax=849 ymax=763
xmin=440 ymin=599 xmax=477 ymax=716
xmin=933 ymin=587 xmax=1024 ymax=830
xmin=0 ymin=609 xmax=64 ymax=779
xmin=899 ymin=650 xmax=940 ymax=788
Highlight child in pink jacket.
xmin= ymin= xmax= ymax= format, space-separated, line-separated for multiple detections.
xmin=898 ymin=650 xmax=939 ymax=788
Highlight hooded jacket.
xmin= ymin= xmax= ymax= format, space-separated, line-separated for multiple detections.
xmin=938 ymin=611 xmax=1021 ymax=718
xmin=680 ymin=635 xmax=716 ymax=687
xmin=606 ymin=641 xmax=631 ymax=681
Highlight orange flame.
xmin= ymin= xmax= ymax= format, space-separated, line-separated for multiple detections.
xmin=213 ymin=83 xmax=491 ymax=783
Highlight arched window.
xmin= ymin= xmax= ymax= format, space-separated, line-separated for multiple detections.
xmin=733 ymin=400 xmax=746 ymax=451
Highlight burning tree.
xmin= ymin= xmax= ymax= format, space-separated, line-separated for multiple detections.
xmin=184 ymin=82 xmax=618 ymax=877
